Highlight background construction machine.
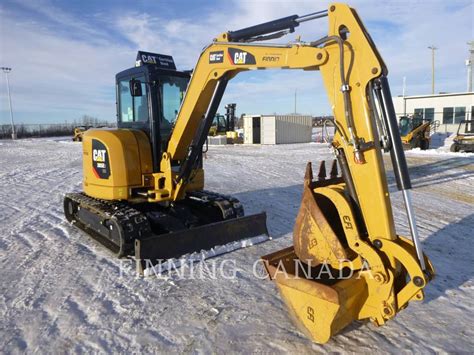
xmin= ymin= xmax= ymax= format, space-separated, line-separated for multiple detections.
xmin=72 ymin=125 xmax=92 ymax=142
xmin=450 ymin=119 xmax=474 ymax=152
xmin=73 ymin=125 xmax=107 ymax=142
xmin=398 ymin=114 xmax=438 ymax=150
xmin=208 ymin=103 xmax=241 ymax=143
xmin=64 ymin=2 xmax=433 ymax=343
xmin=208 ymin=113 xmax=227 ymax=136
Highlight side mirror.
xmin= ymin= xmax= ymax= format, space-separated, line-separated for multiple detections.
xmin=129 ymin=79 xmax=143 ymax=97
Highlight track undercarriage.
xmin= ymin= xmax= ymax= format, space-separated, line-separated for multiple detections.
xmin=64 ymin=191 xmax=268 ymax=273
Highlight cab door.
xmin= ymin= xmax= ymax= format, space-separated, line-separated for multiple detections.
xmin=116 ymin=72 xmax=149 ymax=131
xmin=116 ymin=69 xmax=164 ymax=171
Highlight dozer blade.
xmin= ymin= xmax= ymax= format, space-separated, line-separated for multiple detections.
xmin=136 ymin=212 xmax=269 ymax=275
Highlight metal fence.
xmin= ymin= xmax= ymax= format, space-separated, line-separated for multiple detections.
xmin=0 ymin=123 xmax=115 ymax=139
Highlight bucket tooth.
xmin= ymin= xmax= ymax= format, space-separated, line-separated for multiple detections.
xmin=330 ymin=159 xmax=338 ymax=179
xmin=304 ymin=162 xmax=314 ymax=185
xmin=317 ymin=161 xmax=326 ymax=181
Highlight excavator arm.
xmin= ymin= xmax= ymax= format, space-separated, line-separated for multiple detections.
xmin=151 ymin=3 xmax=426 ymax=266
xmin=147 ymin=2 xmax=434 ymax=343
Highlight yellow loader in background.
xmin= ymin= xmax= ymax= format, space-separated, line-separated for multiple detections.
xmin=399 ymin=114 xmax=438 ymax=150
xmin=72 ymin=125 xmax=92 ymax=142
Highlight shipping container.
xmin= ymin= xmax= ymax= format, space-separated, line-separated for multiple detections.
xmin=243 ymin=115 xmax=312 ymax=144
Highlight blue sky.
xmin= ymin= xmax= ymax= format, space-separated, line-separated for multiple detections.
xmin=0 ymin=0 xmax=472 ymax=124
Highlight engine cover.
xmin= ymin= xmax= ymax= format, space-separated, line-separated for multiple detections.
xmin=82 ymin=128 xmax=153 ymax=200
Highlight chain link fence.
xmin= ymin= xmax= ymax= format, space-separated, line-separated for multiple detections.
xmin=0 ymin=123 xmax=115 ymax=139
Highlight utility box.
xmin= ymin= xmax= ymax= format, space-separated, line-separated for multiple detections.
xmin=243 ymin=115 xmax=312 ymax=144
xmin=207 ymin=135 xmax=227 ymax=145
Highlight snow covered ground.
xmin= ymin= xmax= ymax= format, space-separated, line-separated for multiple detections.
xmin=0 ymin=137 xmax=473 ymax=352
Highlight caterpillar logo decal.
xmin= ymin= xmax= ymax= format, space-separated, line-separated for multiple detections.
xmin=92 ymin=139 xmax=110 ymax=179
xmin=227 ymin=48 xmax=256 ymax=65
xmin=135 ymin=51 xmax=177 ymax=70
xmin=209 ymin=50 xmax=224 ymax=64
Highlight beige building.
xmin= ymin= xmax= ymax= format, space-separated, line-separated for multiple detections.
xmin=392 ymin=92 xmax=474 ymax=133
xmin=243 ymin=115 xmax=312 ymax=144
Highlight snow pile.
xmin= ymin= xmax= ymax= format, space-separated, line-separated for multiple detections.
xmin=429 ymin=132 xmax=451 ymax=149
xmin=407 ymin=145 xmax=474 ymax=157
xmin=403 ymin=132 xmax=473 ymax=157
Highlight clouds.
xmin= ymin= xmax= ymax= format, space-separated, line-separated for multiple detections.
xmin=0 ymin=0 xmax=472 ymax=123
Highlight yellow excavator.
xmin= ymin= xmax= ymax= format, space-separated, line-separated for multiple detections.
xmin=64 ymin=3 xmax=434 ymax=343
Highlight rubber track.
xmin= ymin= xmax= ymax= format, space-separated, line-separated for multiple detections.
xmin=65 ymin=190 xmax=245 ymax=255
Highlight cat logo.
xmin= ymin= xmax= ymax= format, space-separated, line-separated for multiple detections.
xmin=93 ymin=149 xmax=106 ymax=162
xmin=227 ymin=48 xmax=256 ymax=65
xmin=135 ymin=51 xmax=177 ymax=70
xmin=91 ymin=139 xmax=110 ymax=179
xmin=141 ymin=54 xmax=157 ymax=64
xmin=234 ymin=52 xmax=247 ymax=64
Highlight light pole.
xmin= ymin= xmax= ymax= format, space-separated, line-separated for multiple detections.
xmin=467 ymin=41 xmax=473 ymax=92
xmin=1 ymin=67 xmax=16 ymax=139
xmin=427 ymin=46 xmax=437 ymax=95
xmin=294 ymin=88 xmax=297 ymax=114
xmin=402 ymin=76 xmax=407 ymax=115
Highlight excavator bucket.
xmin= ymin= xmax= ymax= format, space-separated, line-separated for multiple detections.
xmin=292 ymin=160 xmax=350 ymax=265
xmin=261 ymin=246 xmax=367 ymax=344
xmin=261 ymin=161 xmax=366 ymax=343
xmin=261 ymin=161 xmax=434 ymax=343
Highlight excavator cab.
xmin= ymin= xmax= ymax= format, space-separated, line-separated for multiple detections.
xmin=115 ymin=52 xmax=191 ymax=171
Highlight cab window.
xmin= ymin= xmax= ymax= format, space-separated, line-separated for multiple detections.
xmin=119 ymin=76 xmax=148 ymax=122
xmin=160 ymin=76 xmax=188 ymax=127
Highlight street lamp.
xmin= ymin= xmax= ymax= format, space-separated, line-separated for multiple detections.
xmin=0 ymin=67 xmax=16 ymax=139
xmin=427 ymin=46 xmax=437 ymax=95
xmin=1 ymin=67 xmax=16 ymax=139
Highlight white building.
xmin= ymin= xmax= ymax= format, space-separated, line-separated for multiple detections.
xmin=243 ymin=115 xmax=312 ymax=144
xmin=392 ymin=92 xmax=474 ymax=133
